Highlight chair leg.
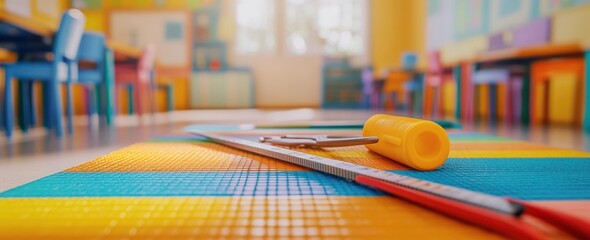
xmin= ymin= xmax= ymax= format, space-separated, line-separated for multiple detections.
xmin=88 ymin=85 xmax=98 ymax=118
xmin=20 ymin=81 xmax=37 ymax=133
xmin=104 ymin=49 xmax=115 ymax=126
xmin=489 ymin=84 xmax=497 ymax=123
xmin=19 ymin=82 xmax=30 ymax=134
xmin=4 ymin=70 xmax=14 ymax=138
xmin=149 ymin=83 xmax=156 ymax=115
xmin=127 ymin=84 xmax=134 ymax=115
xmin=65 ymin=82 xmax=73 ymax=135
xmin=28 ymin=82 xmax=37 ymax=127
xmin=166 ymin=84 xmax=174 ymax=112
xmin=17 ymin=82 xmax=26 ymax=133
xmin=134 ymin=82 xmax=142 ymax=117
xmin=50 ymin=80 xmax=64 ymax=137
xmin=41 ymin=82 xmax=51 ymax=130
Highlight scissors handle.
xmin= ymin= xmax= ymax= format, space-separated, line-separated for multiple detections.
xmin=315 ymin=136 xmax=379 ymax=147
xmin=259 ymin=135 xmax=379 ymax=147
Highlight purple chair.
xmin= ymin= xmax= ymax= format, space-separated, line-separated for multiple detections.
xmin=362 ymin=67 xmax=381 ymax=109
xmin=472 ymin=66 xmax=526 ymax=123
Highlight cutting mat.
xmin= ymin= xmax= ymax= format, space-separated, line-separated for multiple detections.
xmin=1 ymin=129 xmax=590 ymax=239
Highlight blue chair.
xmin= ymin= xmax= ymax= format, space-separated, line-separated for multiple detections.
xmin=1 ymin=9 xmax=85 ymax=137
xmin=402 ymin=52 xmax=418 ymax=70
xmin=64 ymin=32 xmax=115 ymax=133
xmin=398 ymin=52 xmax=421 ymax=114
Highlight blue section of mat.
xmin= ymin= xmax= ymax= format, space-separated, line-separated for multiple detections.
xmin=0 ymin=171 xmax=383 ymax=198
xmin=392 ymin=158 xmax=590 ymax=200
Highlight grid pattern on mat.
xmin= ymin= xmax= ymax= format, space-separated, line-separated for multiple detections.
xmin=1 ymin=130 xmax=590 ymax=239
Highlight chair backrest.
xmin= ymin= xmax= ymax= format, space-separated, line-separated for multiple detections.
xmin=139 ymin=44 xmax=157 ymax=72
xmin=427 ymin=51 xmax=443 ymax=73
xmin=401 ymin=52 xmax=418 ymax=70
xmin=53 ymin=9 xmax=86 ymax=62
xmin=77 ymin=32 xmax=105 ymax=63
xmin=361 ymin=66 xmax=374 ymax=94
xmin=137 ymin=44 xmax=157 ymax=83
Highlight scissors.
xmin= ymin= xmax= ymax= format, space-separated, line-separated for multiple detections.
xmin=259 ymin=135 xmax=379 ymax=147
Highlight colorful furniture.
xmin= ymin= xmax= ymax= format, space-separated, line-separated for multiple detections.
xmin=1 ymin=9 xmax=85 ymax=137
xmin=115 ymin=44 xmax=157 ymax=117
xmin=383 ymin=52 xmax=419 ymax=112
xmin=403 ymin=73 xmax=423 ymax=116
xmin=321 ymin=60 xmax=363 ymax=109
xmin=154 ymin=78 xmax=175 ymax=112
xmin=383 ymin=71 xmax=409 ymax=110
xmin=471 ymin=66 xmax=527 ymax=124
xmin=361 ymin=66 xmax=382 ymax=109
xmin=190 ymin=68 xmax=255 ymax=109
xmin=68 ymin=32 xmax=115 ymax=131
xmin=189 ymin=2 xmax=252 ymax=109
xmin=193 ymin=41 xmax=227 ymax=70
xmin=468 ymin=18 xmax=550 ymax=124
xmin=0 ymin=10 xmax=55 ymax=134
xmin=423 ymin=51 xmax=454 ymax=118
xmin=530 ymin=58 xmax=585 ymax=126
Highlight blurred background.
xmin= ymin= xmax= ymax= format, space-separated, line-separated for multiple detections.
xmin=2 ymin=0 xmax=590 ymax=147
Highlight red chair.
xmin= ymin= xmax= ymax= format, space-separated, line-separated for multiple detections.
xmin=423 ymin=51 xmax=454 ymax=119
xmin=115 ymin=44 xmax=156 ymax=117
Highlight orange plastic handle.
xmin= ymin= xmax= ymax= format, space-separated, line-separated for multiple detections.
xmin=362 ymin=114 xmax=450 ymax=170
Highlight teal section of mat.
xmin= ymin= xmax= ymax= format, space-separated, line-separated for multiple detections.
xmin=0 ymin=172 xmax=384 ymax=198
xmin=447 ymin=132 xmax=512 ymax=141
xmin=392 ymin=158 xmax=590 ymax=200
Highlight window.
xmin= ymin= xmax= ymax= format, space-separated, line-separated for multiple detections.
xmin=285 ymin=0 xmax=366 ymax=56
xmin=235 ymin=0 xmax=367 ymax=57
xmin=235 ymin=0 xmax=276 ymax=53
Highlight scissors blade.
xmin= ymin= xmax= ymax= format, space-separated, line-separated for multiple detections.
xmin=316 ymin=136 xmax=379 ymax=147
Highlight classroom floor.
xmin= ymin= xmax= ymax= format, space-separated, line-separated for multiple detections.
xmin=2 ymin=108 xmax=590 ymax=192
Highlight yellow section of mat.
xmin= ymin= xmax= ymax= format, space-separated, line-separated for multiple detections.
xmin=67 ymin=142 xmax=308 ymax=172
xmin=67 ymin=140 xmax=590 ymax=172
xmin=0 ymin=196 xmax=502 ymax=239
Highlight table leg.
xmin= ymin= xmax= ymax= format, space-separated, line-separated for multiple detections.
xmin=521 ymin=63 xmax=531 ymax=126
xmin=462 ymin=63 xmax=475 ymax=123
xmin=453 ymin=66 xmax=462 ymax=120
xmin=489 ymin=84 xmax=497 ymax=123
xmin=583 ymin=51 xmax=590 ymax=132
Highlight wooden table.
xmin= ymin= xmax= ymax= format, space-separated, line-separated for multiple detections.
xmin=451 ymin=42 xmax=590 ymax=130
xmin=0 ymin=10 xmax=55 ymax=37
xmin=1 ymin=9 xmax=141 ymax=129
xmin=0 ymin=9 xmax=141 ymax=59
xmin=475 ymin=43 xmax=584 ymax=63
xmin=106 ymin=41 xmax=142 ymax=61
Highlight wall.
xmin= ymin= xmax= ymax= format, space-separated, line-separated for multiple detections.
xmin=426 ymin=0 xmax=590 ymax=51
xmin=370 ymin=0 xmax=426 ymax=74
xmin=70 ymin=0 xmax=213 ymax=112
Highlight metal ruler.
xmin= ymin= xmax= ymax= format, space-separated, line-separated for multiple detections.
xmin=193 ymin=131 xmax=523 ymax=216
